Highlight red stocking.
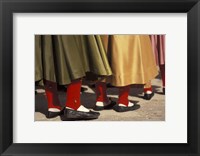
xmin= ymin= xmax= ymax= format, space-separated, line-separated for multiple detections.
xmin=95 ymin=82 xmax=109 ymax=102
xmin=144 ymin=87 xmax=153 ymax=93
xmin=118 ymin=85 xmax=130 ymax=106
xmin=66 ymin=79 xmax=81 ymax=110
xmin=44 ymin=80 xmax=61 ymax=110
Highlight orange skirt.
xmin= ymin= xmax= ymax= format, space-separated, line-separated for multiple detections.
xmin=100 ymin=35 xmax=158 ymax=87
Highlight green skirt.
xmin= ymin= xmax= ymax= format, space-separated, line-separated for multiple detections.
xmin=35 ymin=35 xmax=112 ymax=85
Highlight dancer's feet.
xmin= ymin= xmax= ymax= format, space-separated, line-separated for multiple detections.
xmin=94 ymin=99 xmax=116 ymax=111
xmin=143 ymin=87 xmax=154 ymax=100
xmin=113 ymin=101 xmax=140 ymax=112
xmin=61 ymin=105 xmax=100 ymax=121
xmin=144 ymin=90 xmax=154 ymax=100
xmin=162 ymin=87 xmax=165 ymax=95
xmin=47 ymin=107 xmax=65 ymax=118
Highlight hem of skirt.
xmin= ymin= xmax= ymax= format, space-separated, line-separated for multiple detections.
xmin=108 ymin=70 xmax=159 ymax=87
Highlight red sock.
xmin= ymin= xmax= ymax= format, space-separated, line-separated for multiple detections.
xmin=160 ymin=65 xmax=165 ymax=88
xmin=66 ymin=79 xmax=81 ymax=110
xmin=95 ymin=82 xmax=109 ymax=102
xmin=144 ymin=87 xmax=153 ymax=93
xmin=118 ymin=85 xmax=130 ymax=106
xmin=44 ymin=80 xmax=61 ymax=110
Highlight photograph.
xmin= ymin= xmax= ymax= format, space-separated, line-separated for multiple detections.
xmin=35 ymin=35 xmax=165 ymax=121
xmin=1 ymin=0 xmax=199 ymax=154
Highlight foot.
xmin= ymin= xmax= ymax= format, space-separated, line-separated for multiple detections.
xmin=81 ymin=87 xmax=88 ymax=93
xmin=61 ymin=105 xmax=100 ymax=121
xmin=89 ymin=84 xmax=96 ymax=88
xmin=35 ymin=88 xmax=45 ymax=94
xmin=143 ymin=91 xmax=154 ymax=100
xmin=46 ymin=108 xmax=64 ymax=118
xmin=106 ymin=83 xmax=114 ymax=88
xmin=118 ymin=101 xmax=134 ymax=107
xmin=113 ymin=102 xmax=140 ymax=112
xmin=93 ymin=99 xmax=116 ymax=111
xmin=162 ymin=87 xmax=165 ymax=94
xmin=75 ymin=105 xmax=100 ymax=116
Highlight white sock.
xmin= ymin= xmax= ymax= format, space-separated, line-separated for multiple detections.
xmin=77 ymin=105 xmax=90 ymax=112
xmin=118 ymin=101 xmax=134 ymax=107
xmin=48 ymin=108 xmax=61 ymax=112
xmin=66 ymin=105 xmax=90 ymax=112
xmin=146 ymin=90 xmax=152 ymax=94
xmin=96 ymin=101 xmax=105 ymax=107
xmin=36 ymin=89 xmax=45 ymax=94
xmin=96 ymin=100 xmax=111 ymax=107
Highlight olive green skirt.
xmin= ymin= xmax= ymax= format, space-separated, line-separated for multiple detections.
xmin=35 ymin=35 xmax=112 ymax=85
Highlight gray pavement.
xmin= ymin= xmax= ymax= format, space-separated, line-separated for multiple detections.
xmin=35 ymin=78 xmax=165 ymax=121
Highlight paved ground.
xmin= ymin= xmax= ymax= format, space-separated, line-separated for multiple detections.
xmin=35 ymin=77 xmax=165 ymax=121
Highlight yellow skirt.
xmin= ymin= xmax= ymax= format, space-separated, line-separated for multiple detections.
xmin=101 ymin=35 xmax=158 ymax=87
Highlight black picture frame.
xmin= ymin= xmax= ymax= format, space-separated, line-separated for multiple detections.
xmin=0 ymin=0 xmax=200 ymax=155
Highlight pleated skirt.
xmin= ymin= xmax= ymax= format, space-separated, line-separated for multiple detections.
xmin=35 ymin=35 xmax=112 ymax=85
xmin=101 ymin=35 xmax=158 ymax=87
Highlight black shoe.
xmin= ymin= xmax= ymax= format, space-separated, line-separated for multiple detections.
xmin=143 ymin=92 xmax=154 ymax=100
xmin=89 ymin=84 xmax=96 ymax=88
xmin=46 ymin=108 xmax=65 ymax=118
xmin=93 ymin=100 xmax=116 ymax=111
xmin=89 ymin=110 xmax=100 ymax=116
xmin=60 ymin=108 xmax=100 ymax=121
xmin=162 ymin=88 xmax=165 ymax=94
xmin=113 ymin=104 xmax=140 ymax=112
xmin=107 ymin=83 xmax=114 ymax=88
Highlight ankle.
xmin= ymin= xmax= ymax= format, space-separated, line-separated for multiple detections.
xmin=48 ymin=106 xmax=61 ymax=112
xmin=118 ymin=101 xmax=134 ymax=107
xmin=118 ymin=101 xmax=129 ymax=106
xmin=144 ymin=87 xmax=153 ymax=93
xmin=96 ymin=97 xmax=109 ymax=103
xmin=66 ymin=105 xmax=89 ymax=112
